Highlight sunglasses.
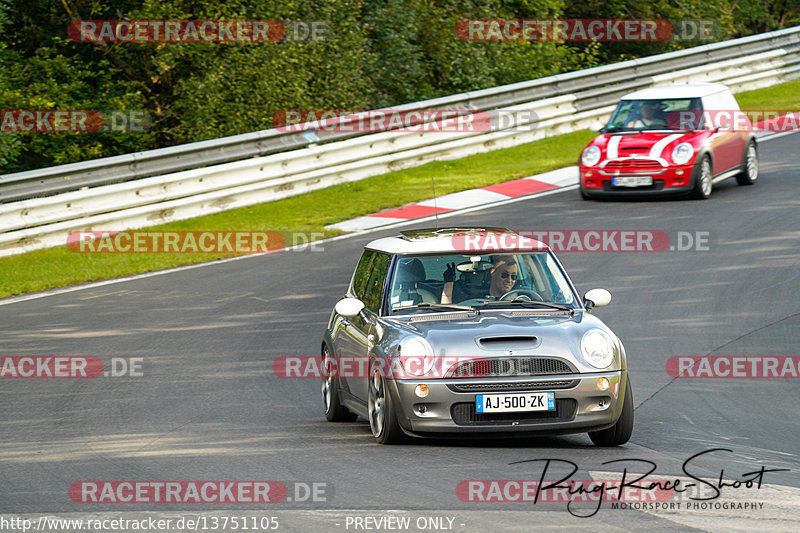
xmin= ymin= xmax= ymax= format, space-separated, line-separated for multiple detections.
xmin=500 ymin=272 xmax=518 ymax=280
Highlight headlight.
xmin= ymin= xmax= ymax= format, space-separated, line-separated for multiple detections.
xmin=581 ymin=329 xmax=615 ymax=369
xmin=399 ymin=337 xmax=434 ymax=377
xmin=581 ymin=145 xmax=602 ymax=167
xmin=671 ymin=142 xmax=694 ymax=165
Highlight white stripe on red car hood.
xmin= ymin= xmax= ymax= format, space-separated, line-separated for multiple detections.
xmin=606 ymin=135 xmax=622 ymax=159
xmin=648 ymin=133 xmax=685 ymax=159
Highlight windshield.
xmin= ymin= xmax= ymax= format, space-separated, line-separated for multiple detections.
xmin=387 ymin=252 xmax=577 ymax=314
xmin=605 ymin=98 xmax=702 ymax=131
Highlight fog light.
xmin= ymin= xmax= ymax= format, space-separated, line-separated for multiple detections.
xmin=597 ymin=377 xmax=609 ymax=391
xmin=415 ymin=384 xmax=429 ymax=398
xmin=585 ymin=171 xmax=593 ymax=177
xmin=676 ymin=169 xmax=684 ymax=176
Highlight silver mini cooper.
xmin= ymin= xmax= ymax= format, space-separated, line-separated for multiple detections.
xmin=321 ymin=228 xmax=633 ymax=445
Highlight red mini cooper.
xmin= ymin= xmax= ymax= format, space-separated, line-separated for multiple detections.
xmin=579 ymin=83 xmax=758 ymax=200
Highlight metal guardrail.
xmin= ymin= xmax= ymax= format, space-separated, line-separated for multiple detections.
xmin=2 ymin=25 xmax=799 ymax=203
xmin=0 ymin=25 xmax=798 ymax=256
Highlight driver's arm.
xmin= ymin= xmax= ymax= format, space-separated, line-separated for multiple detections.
xmin=441 ymin=263 xmax=455 ymax=304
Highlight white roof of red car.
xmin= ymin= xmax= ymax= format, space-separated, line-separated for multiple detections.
xmin=366 ymin=228 xmax=549 ymax=254
xmin=621 ymin=82 xmax=731 ymax=100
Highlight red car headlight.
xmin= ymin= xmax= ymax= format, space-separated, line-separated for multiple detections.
xmin=581 ymin=146 xmax=602 ymax=166
xmin=671 ymin=142 xmax=694 ymax=165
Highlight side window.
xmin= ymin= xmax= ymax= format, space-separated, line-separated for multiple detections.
xmin=362 ymin=253 xmax=391 ymax=314
xmin=351 ymin=250 xmax=376 ymax=300
xmin=544 ymin=253 xmax=575 ymax=304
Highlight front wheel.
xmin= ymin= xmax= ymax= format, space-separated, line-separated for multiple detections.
xmin=368 ymin=366 xmax=404 ymax=444
xmin=322 ymin=346 xmax=357 ymax=422
xmin=691 ymin=155 xmax=713 ymax=199
xmin=588 ymin=375 xmax=633 ymax=446
xmin=736 ymin=142 xmax=758 ymax=185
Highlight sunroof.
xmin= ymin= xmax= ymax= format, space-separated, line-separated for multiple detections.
xmin=399 ymin=227 xmax=511 ymax=241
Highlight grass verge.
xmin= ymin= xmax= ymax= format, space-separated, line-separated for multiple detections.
xmin=1 ymin=78 xmax=798 ymax=298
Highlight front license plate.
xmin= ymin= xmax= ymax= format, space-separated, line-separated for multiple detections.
xmin=476 ymin=392 xmax=555 ymax=413
xmin=613 ymin=175 xmax=653 ymax=187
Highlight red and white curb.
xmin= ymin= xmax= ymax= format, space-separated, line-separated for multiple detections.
xmin=327 ymin=166 xmax=578 ymax=232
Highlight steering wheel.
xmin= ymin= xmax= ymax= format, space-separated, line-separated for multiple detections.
xmin=500 ymin=288 xmax=544 ymax=301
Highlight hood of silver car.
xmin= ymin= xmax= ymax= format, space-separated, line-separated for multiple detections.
xmin=380 ymin=310 xmax=614 ymax=362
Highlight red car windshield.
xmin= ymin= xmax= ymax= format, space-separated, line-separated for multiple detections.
xmin=606 ymin=98 xmax=703 ymax=132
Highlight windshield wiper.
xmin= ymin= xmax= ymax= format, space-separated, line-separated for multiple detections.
xmin=477 ymin=298 xmax=572 ymax=312
xmin=393 ymin=302 xmax=477 ymax=313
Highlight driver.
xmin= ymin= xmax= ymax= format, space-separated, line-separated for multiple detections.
xmin=626 ymin=101 xmax=666 ymax=128
xmin=488 ymin=255 xmax=518 ymax=298
xmin=440 ymin=255 xmax=518 ymax=303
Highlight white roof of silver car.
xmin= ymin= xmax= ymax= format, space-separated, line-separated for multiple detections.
xmin=366 ymin=228 xmax=549 ymax=254
xmin=621 ymin=83 xmax=730 ymax=100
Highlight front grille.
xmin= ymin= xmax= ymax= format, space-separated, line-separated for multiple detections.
xmin=451 ymin=398 xmax=578 ymax=425
xmin=603 ymin=158 xmax=663 ymax=172
xmin=447 ymin=357 xmax=574 ymax=378
xmin=448 ymin=380 xmax=578 ymax=393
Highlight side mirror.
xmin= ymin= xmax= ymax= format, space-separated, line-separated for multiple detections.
xmin=583 ymin=288 xmax=611 ymax=311
xmin=589 ymin=121 xmax=605 ymax=132
xmin=335 ymin=297 xmax=365 ymax=318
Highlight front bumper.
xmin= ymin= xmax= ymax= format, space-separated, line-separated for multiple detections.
xmin=389 ymin=370 xmax=626 ymax=437
xmin=580 ymin=163 xmax=696 ymax=197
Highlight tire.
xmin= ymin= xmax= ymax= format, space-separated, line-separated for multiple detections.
xmin=368 ymin=364 xmax=404 ymax=444
xmin=735 ymin=142 xmax=758 ymax=186
xmin=580 ymin=188 xmax=591 ymax=200
xmin=691 ymin=155 xmax=713 ymax=199
xmin=322 ymin=345 xmax=357 ymax=422
xmin=588 ymin=375 xmax=633 ymax=446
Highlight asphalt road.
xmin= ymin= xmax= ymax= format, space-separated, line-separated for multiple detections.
xmin=1 ymin=132 xmax=799 ymax=532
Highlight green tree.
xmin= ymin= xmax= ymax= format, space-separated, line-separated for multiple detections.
xmin=1 ymin=0 xmax=789 ymax=174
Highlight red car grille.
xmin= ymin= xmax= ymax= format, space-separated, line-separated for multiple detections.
xmin=603 ymin=159 xmax=663 ymax=172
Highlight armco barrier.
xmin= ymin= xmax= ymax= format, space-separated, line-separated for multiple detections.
xmin=0 ymin=26 xmax=798 ymax=256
